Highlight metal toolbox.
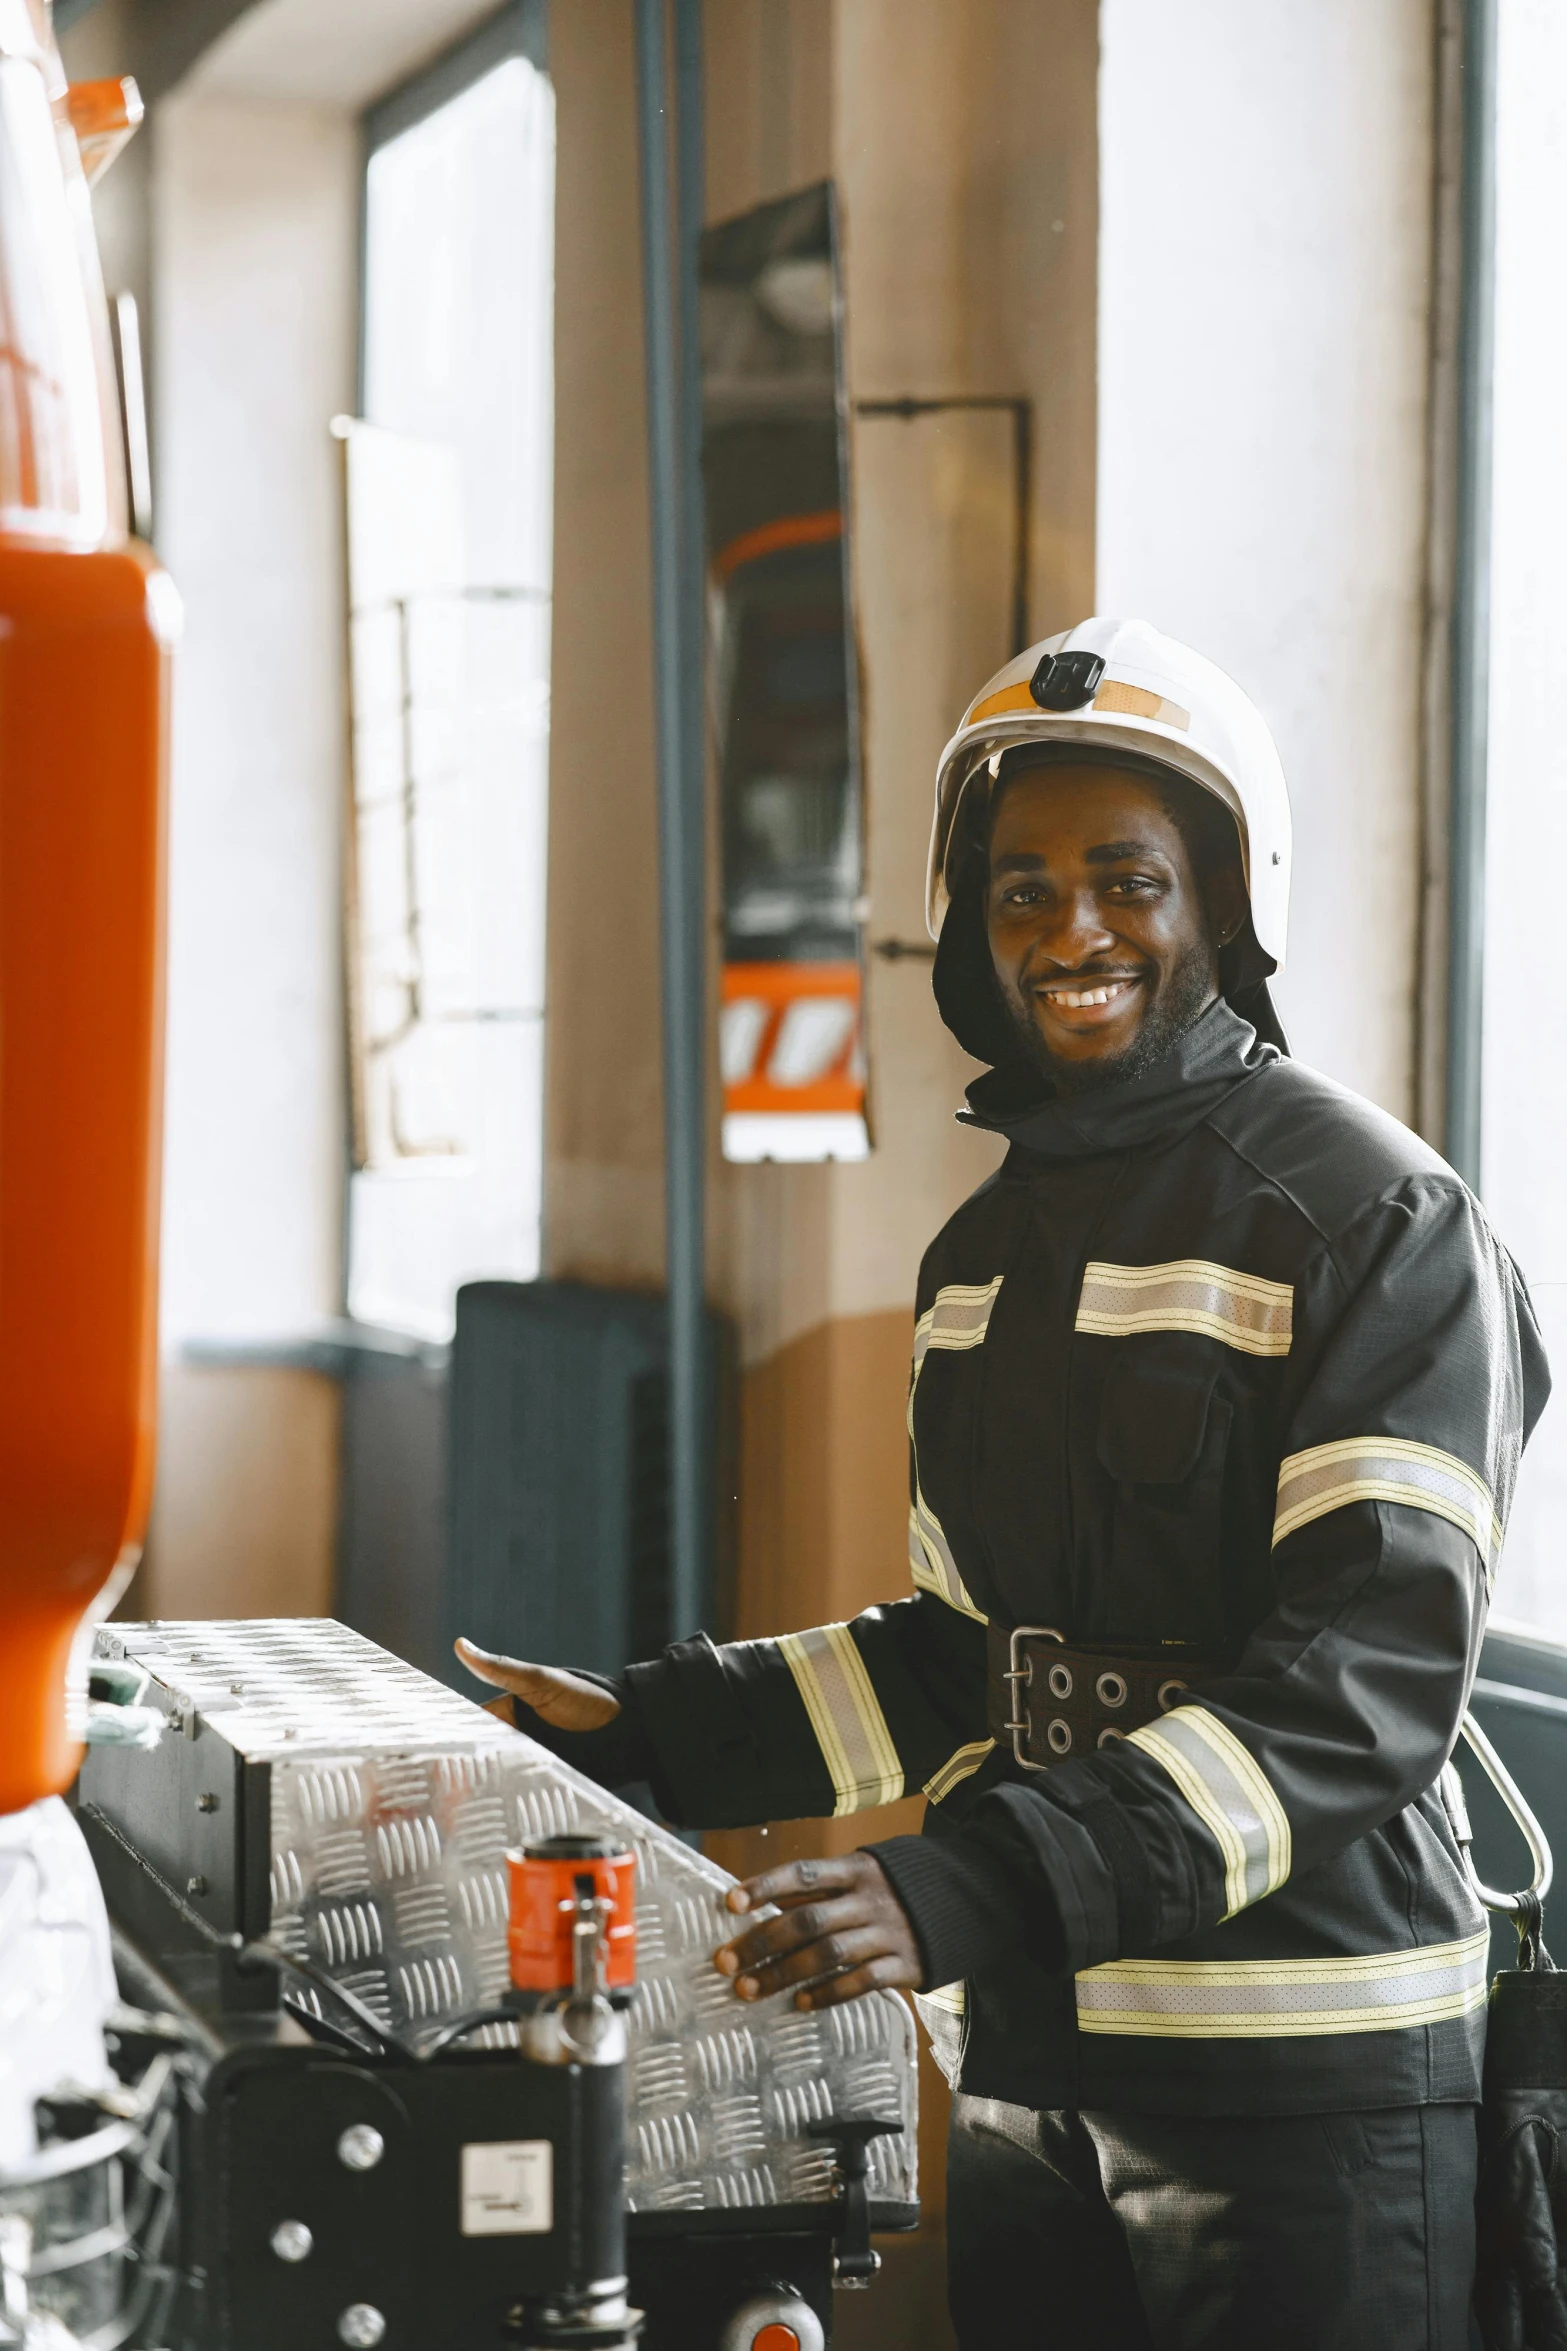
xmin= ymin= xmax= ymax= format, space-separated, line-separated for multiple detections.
xmin=77 ymin=1618 xmax=919 ymax=2348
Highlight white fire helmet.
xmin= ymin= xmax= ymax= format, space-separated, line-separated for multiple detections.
xmin=926 ymin=616 xmax=1292 ymax=979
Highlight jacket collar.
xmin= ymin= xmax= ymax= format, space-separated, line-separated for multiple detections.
xmin=959 ymin=997 xmax=1276 ymax=1160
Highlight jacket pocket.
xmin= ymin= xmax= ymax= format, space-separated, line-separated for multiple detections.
xmin=1095 ymin=1347 xmax=1233 ymax=1644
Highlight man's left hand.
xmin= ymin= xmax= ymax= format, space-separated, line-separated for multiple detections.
xmin=714 ymin=1852 xmax=923 ymax=2011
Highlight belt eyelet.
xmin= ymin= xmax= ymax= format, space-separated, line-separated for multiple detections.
xmin=1097 ymin=1727 xmax=1125 ymax=1748
xmin=1046 ymin=1718 xmax=1073 ymax=1755
xmin=1157 ymin=1678 xmax=1188 ymax=1712
xmin=1095 ymin=1671 xmax=1128 ymax=1709
xmin=1047 ymin=1663 xmax=1074 ymax=1700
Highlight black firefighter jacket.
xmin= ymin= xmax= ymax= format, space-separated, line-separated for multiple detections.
xmin=608 ymin=1000 xmax=1551 ymax=2117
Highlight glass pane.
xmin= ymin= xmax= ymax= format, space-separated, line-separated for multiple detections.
xmin=348 ymin=54 xmax=555 ymax=1338
xmin=701 ymin=183 xmax=869 ymax=1164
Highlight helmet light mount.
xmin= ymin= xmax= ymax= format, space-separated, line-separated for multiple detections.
xmin=1028 ymin=648 xmax=1105 ymax=712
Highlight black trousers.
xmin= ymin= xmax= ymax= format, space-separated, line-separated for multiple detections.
xmin=947 ymin=2093 xmax=1479 ymax=2350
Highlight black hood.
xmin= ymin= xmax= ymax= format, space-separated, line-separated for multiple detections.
xmin=932 ymin=858 xmax=1288 ymax=1093
xmin=932 ymin=740 xmax=1290 ymax=1074
xmin=933 ymin=861 xmax=1283 ymax=1158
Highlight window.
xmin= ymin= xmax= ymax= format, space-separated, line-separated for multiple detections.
xmin=344 ymin=7 xmax=553 ymax=1338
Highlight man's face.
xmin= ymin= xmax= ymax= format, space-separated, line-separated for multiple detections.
xmin=986 ymin=762 xmax=1241 ymax=1090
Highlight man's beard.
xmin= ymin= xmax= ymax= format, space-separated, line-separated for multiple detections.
xmin=998 ymin=940 xmax=1218 ymax=1096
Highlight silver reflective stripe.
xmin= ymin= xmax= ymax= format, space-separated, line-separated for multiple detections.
xmin=908 ymin=1495 xmax=987 ymax=1623
xmin=1075 ymin=1929 xmax=1490 ymax=2039
xmin=916 ymin=1981 xmax=967 ymax=2018
xmin=1273 ymin=1437 xmax=1503 ymax=1582
xmin=906 ymin=1280 xmax=999 ymax=1620
xmin=1075 ymin=1259 xmax=1293 ymax=1357
xmin=911 ymin=1275 xmax=1005 ymax=1391
xmin=1128 ymin=1705 xmax=1291 ymax=1916
xmin=778 ymin=1624 xmax=904 ymax=1816
xmin=923 ymin=1739 xmax=994 ymax=1802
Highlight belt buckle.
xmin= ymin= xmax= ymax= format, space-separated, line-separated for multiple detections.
xmin=1004 ymin=1624 xmax=1064 ymax=1773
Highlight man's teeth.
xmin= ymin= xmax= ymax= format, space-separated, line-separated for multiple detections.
xmin=1046 ymin=981 xmax=1132 ymax=1008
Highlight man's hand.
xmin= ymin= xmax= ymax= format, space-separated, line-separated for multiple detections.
xmin=453 ymin=1637 xmax=621 ymax=1731
xmin=714 ymin=1852 xmax=923 ymax=2011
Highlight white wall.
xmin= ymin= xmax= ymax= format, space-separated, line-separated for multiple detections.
xmin=1476 ymin=0 xmax=1567 ymax=1636
xmin=1096 ymin=0 xmax=1434 ymax=1118
xmin=153 ymin=95 xmax=358 ymax=1346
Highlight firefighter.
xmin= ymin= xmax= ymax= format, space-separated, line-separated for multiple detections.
xmin=460 ymin=618 xmax=1549 ymax=2349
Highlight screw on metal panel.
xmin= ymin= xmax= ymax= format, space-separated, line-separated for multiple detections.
xmin=270 ymin=2220 xmax=313 ymax=2263
xmin=337 ymin=2306 xmax=386 ymax=2347
xmin=186 ymin=1875 xmax=208 ymax=1897
xmin=336 ymin=2125 xmax=384 ymax=2172
xmin=197 ymin=1792 xmax=219 ymax=1813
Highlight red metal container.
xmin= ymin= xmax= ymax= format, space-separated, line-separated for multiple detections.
xmin=507 ymin=1834 xmax=637 ymax=1996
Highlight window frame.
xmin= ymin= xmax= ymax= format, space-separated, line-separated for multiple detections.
xmin=357 ymin=0 xmax=549 ymax=413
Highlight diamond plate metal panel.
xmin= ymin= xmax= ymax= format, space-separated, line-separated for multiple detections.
xmin=98 ymin=1620 xmax=918 ymax=2214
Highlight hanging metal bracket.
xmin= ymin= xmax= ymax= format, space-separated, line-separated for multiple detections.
xmin=1448 ymin=1708 xmax=1553 ymax=1968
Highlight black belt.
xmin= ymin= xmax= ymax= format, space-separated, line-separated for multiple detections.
xmin=985 ymin=1623 xmax=1234 ymax=1771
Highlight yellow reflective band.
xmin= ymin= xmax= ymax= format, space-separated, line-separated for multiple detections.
xmin=1091 ymin=678 xmax=1192 ymax=731
xmin=924 ymin=1739 xmax=995 ymax=1802
xmin=912 ymin=1276 xmax=1005 ymax=1385
xmin=966 ymin=680 xmax=1037 ymax=726
xmin=1075 ymin=1930 xmax=1490 ymax=2039
xmin=1075 ymin=1259 xmax=1293 ymax=1357
xmin=1128 ymin=1706 xmax=1291 ymax=1917
xmin=1273 ymin=1437 xmax=1503 ymax=1582
xmin=909 ymin=1277 xmax=1005 ymax=1440
xmin=908 ymin=1496 xmax=988 ymax=1623
xmin=906 ymin=1282 xmax=999 ymax=1624
xmin=916 ymin=1980 xmax=967 ymax=2017
xmin=778 ymin=1623 xmax=904 ymax=1816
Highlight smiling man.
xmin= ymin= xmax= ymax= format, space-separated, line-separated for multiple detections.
xmin=459 ymin=620 xmax=1549 ymax=2351
xmin=983 ymin=755 xmax=1247 ymax=1083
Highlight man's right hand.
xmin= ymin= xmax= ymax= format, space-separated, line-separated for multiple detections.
xmin=453 ymin=1637 xmax=622 ymax=1731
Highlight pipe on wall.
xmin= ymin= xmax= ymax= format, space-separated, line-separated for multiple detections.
xmin=634 ymin=0 xmax=708 ymax=1640
xmin=1445 ymin=0 xmax=1498 ymax=1188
